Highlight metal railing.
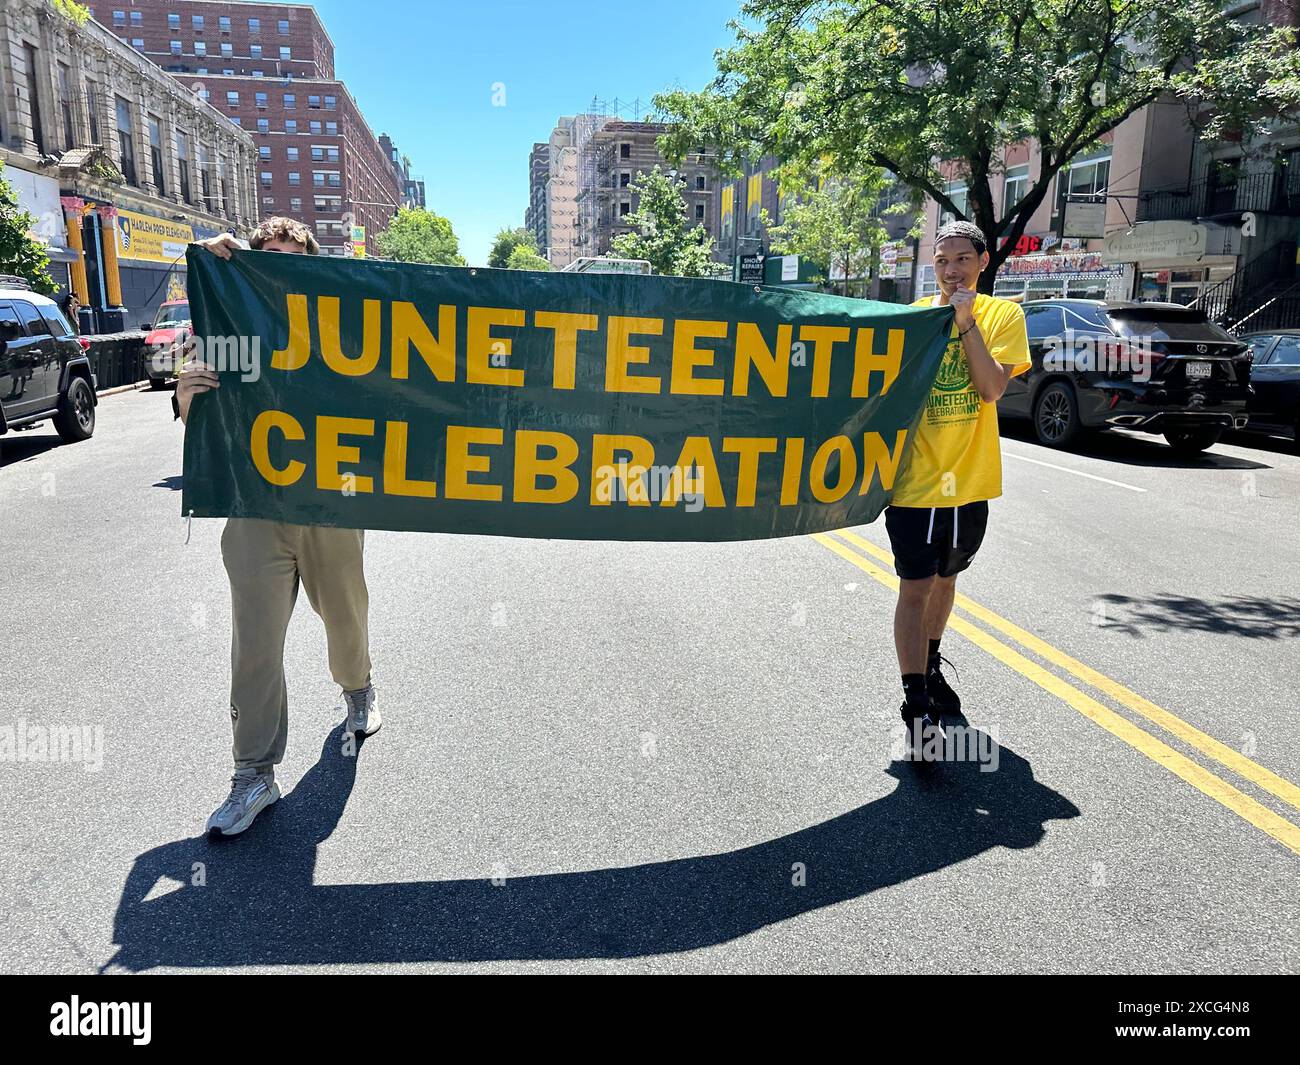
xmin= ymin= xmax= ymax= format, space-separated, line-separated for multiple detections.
xmin=1137 ymin=170 xmax=1298 ymax=222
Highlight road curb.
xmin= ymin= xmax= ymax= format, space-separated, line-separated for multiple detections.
xmin=96 ymin=381 xmax=154 ymax=398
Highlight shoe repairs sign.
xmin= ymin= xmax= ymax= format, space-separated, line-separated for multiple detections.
xmin=181 ymin=249 xmax=953 ymax=541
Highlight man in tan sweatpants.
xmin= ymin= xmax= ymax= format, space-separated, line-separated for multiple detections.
xmin=174 ymin=216 xmax=381 ymax=839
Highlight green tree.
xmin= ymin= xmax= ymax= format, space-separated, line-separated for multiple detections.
xmin=763 ymin=159 xmax=894 ymax=295
xmin=50 ymin=0 xmax=90 ymax=25
xmin=657 ymin=0 xmax=1300 ymax=292
xmin=0 ymin=162 xmax=56 ymax=295
xmin=371 ymin=207 xmax=466 ymax=265
xmin=610 ymin=166 xmax=728 ymax=277
xmin=505 ymin=244 xmax=551 ymax=271
xmin=488 ymin=226 xmax=540 ymax=268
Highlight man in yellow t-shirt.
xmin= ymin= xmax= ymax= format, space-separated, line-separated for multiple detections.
xmin=889 ymin=221 xmax=1030 ymax=752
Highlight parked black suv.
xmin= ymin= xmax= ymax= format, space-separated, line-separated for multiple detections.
xmin=999 ymin=299 xmax=1251 ymax=454
xmin=0 ymin=277 xmax=97 ymax=445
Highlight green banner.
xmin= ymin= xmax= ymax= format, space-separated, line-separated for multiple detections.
xmin=181 ymin=249 xmax=953 ymax=541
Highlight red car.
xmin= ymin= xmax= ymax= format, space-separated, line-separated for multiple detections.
xmin=142 ymin=299 xmax=190 ymax=389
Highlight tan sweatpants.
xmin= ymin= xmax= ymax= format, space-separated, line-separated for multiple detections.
xmin=221 ymin=517 xmax=372 ymax=772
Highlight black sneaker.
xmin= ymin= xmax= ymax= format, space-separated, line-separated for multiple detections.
xmin=926 ymin=654 xmax=961 ymax=717
xmin=900 ymin=700 xmax=941 ymax=761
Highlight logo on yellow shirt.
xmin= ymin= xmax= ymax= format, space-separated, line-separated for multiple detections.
xmin=933 ymin=338 xmax=972 ymax=393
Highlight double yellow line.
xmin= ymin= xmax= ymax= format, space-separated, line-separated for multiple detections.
xmin=811 ymin=528 xmax=1300 ymax=856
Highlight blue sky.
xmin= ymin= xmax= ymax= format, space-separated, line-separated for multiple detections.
xmin=311 ymin=0 xmax=743 ymax=264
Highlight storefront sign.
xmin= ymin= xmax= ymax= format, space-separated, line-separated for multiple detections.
xmin=114 ymin=208 xmax=196 ymax=264
xmin=1102 ymin=221 xmax=1207 ymax=264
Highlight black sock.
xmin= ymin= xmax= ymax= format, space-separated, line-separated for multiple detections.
xmin=901 ymin=673 xmax=928 ymax=706
xmin=927 ymin=638 xmax=942 ymax=668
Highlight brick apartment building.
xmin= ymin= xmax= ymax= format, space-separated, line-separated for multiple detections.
xmin=88 ymin=0 xmax=404 ymax=255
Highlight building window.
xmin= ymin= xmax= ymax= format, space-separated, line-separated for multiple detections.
xmin=170 ymin=40 xmax=182 ymax=55
xmin=696 ymin=175 xmax=706 ymax=190
xmin=324 ymin=96 xmax=336 ymax=110
xmin=327 ymin=147 xmax=338 ymax=162
xmin=248 ymin=17 xmax=260 ymax=33
xmin=1002 ymin=164 xmax=1030 ymax=219
xmin=261 ymin=171 xmax=273 ymax=186
xmin=311 ymin=146 xmax=324 ymax=161
xmin=148 ymin=115 xmax=166 ymax=195
xmin=177 ymin=130 xmax=191 ymax=203
xmin=941 ymin=180 xmax=969 ymax=223
xmin=255 ymin=92 xmax=268 ymax=109
xmin=168 ymin=14 xmax=179 ymax=30
xmin=308 ymin=95 xmax=321 ymax=109
xmin=226 ymin=91 xmax=239 ymax=107
xmin=695 ymin=203 xmax=705 ymax=221
xmin=58 ymin=62 xmax=75 ymax=148
xmin=289 ymin=197 xmax=301 ymax=212
xmin=620 ymin=172 xmax=630 ymax=187
xmin=259 ymin=146 xmax=271 ymax=160
xmin=86 ymin=80 xmax=100 ymax=143
xmin=279 ymin=19 xmax=290 ymax=34
xmin=219 ymin=16 xmax=231 ymax=33
xmin=194 ymin=41 xmax=206 ymax=56
xmin=115 ymin=95 xmax=136 ymax=184
xmin=310 ymin=121 xmax=322 ymax=134
xmin=284 ymin=93 xmax=296 ymax=109
xmin=199 ymin=146 xmax=212 ymax=205
xmin=312 ymin=172 xmax=325 ymax=187
xmin=192 ymin=15 xmax=203 ymax=31
xmin=112 ymin=10 xmax=125 ymax=26
xmin=131 ymin=38 xmax=144 ymax=50
xmin=325 ymin=122 xmax=337 ymax=135
xmin=286 ymin=147 xmax=299 ymax=161
xmin=222 ymin=68 xmax=234 ymax=75
xmin=619 ymin=201 xmax=630 ymax=216
xmin=251 ymin=70 xmax=263 ymax=77
xmin=130 ymin=10 xmax=141 ymax=26
xmin=288 ymin=172 xmax=300 ymax=186
xmin=251 ymin=44 xmax=263 ymax=59
xmin=221 ymin=42 xmax=233 ymax=57
xmin=257 ymin=118 xmax=269 ymax=134
xmin=230 ymin=117 xmax=240 ymax=126
xmin=285 ymin=119 xmax=297 ymax=133
xmin=280 ymin=46 xmax=291 ymax=61
xmin=620 ymin=143 xmax=631 ymax=158
xmin=1056 ymin=152 xmax=1110 ymax=215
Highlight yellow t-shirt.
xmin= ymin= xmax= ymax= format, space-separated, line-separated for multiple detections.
xmin=891 ymin=292 xmax=1031 ymax=507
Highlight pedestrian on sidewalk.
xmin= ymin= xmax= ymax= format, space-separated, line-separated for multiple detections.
xmin=174 ymin=216 xmax=381 ymax=837
xmin=887 ymin=221 xmax=1031 ymax=757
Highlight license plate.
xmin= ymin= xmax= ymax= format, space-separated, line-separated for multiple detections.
xmin=1185 ymin=361 xmax=1212 ymax=380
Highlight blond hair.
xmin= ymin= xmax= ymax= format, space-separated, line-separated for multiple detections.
xmin=248 ymin=216 xmax=319 ymax=254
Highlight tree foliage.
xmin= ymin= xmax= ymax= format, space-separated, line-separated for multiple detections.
xmin=371 ymin=207 xmax=466 ymax=265
xmin=609 ymin=166 xmax=728 ymax=277
xmin=0 ymin=162 xmax=56 ymax=295
xmin=488 ymin=226 xmax=540 ymax=268
xmin=657 ymin=0 xmax=1300 ymax=289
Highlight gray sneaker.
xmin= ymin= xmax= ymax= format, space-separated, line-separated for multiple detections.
xmin=344 ymin=685 xmax=381 ymax=737
xmin=206 ymin=768 xmax=280 ymax=837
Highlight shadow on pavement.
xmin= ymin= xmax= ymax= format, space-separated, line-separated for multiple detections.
xmin=999 ymin=419 xmax=1272 ymax=471
xmin=1095 ymin=593 xmax=1300 ymax=641
xmin=152 ymin=476 xmax=183 ymax=491
xmin=0 ymin=431 xmax=65 ymax=468
xmin=105 ymin=721 xmax=1078 ymax=970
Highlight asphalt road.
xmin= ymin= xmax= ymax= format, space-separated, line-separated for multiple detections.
xmin=1 ymin=388 xmax=1297 ymax=973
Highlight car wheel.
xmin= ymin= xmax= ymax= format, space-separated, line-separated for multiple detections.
xmin=53 ymin=376 xmax=95 ymax=442
xmin=1032 ymin=381 xmax=1082 ymax=448
xmin=1163 ymin=426 xmax=1222 ymax=455
xmin=148 ymin=376 xmax=166 ymax=390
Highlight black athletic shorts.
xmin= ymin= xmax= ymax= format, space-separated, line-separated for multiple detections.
xmin=884 ymin=501 xmax=990 ymax=581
